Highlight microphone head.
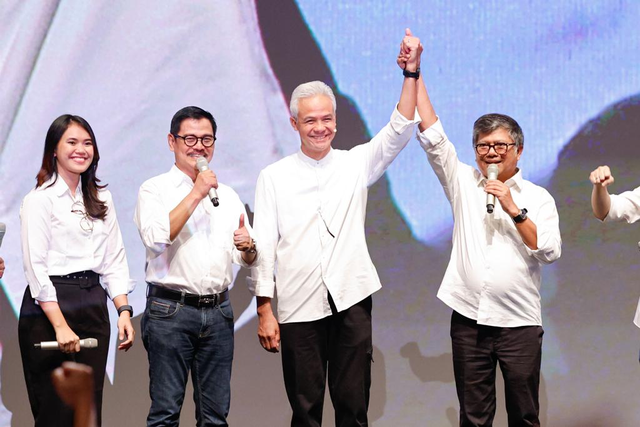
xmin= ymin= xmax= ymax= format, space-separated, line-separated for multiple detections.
xmin=195 ymin=156 xmax=209 ymax=172
xmin=83 ymin=338 xmax=98 ymax=348
xmin=487 ymin=164 xmax=499 ymax=180
xmin=0 ymin=222 xmax=5 ymax=248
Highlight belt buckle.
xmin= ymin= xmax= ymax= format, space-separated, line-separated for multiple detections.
xmin=198 ymin=295 xmax=217 ymax=307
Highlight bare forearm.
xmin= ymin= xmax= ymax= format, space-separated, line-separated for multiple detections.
xmin=515 ymin=219 xmax=538 ymax=250
xmin=74 ymin=400 xmax=97 ymax=427
xmin=417 ymin=74 xmax=437 ymax=132
xmin=591 ymin=185 xmax=611 ymax=221
xmin=397 ymin=74 xmax=418 ymax=120
xmin=169 ymin=191 xmax=201 ymax=240
xmin=257 ymin=296 xmax=273 ymax=316
xmin=241 ymin=251 xmax=256 ymax=265
xmin=40 ymin=301 xmax=69 ymax=331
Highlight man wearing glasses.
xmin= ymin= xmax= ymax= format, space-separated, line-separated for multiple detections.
xmin=134 ymin=106 xmax=256 ymax=426
xmin=414 ymin=73 xmax=561 ymax=425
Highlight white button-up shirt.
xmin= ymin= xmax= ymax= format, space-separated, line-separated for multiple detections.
xmin=418 ymin=119 xmax=562 ymax=327
xmin=20 ymin=175 xmax=134 ymax=302
xmin=134 ymin=165 xmax=252 ymax=295
xmin=251 ymin=107 xmax=418 ymax=323
xmin=604 ymin=186 xmax=640 ymax=327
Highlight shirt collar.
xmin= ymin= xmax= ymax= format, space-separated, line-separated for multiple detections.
xmin=475 ymin=168 xmax=524 ymax=191
xmin=296 ymin=148 xmax=334 ymax=167
xmin=169 ymin=164 xmax=196 ymax=187
xmin=44 ymin=174 xmax=83 ymax=198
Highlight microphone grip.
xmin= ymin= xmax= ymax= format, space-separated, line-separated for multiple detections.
xmin=486 ymin=164 xmax=499 ymax=214
xmin=210 ymin=190 xmax=219 ymax=207
xmin=35 ymin=338 xmax=98 ymax=350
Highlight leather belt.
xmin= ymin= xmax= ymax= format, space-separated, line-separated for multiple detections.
xmin=50 ymin=270 xmax=100 ymax=289
xmin=147 ymin=284 xmax=228 ymax=308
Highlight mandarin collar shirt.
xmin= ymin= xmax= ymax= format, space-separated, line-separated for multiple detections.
xmin=251 ymin=106 xmax=419 ymax=323
xmin=20 ymin=175 xmax=134 ymax=302
xmin=418 ymin=118 xmax=562 ymax=327
xmin=604 ymin=186 xmax=640 ymax=327
xmin=134 ymin=165 xmax=253 ymax=295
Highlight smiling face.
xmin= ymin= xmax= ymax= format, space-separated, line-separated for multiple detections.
xmin=54 ymin=123 xmax=94 ymax=185
xmin=168 ymin=118 xmax=215 ymax=181
xmin=475 ymin=127 xmax=523 ymax=182
xmin=290 ymin=94 xmax=336 ymax=160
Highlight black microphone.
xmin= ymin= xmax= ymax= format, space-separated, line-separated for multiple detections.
xmin=486 ymin=164 xmax=499 ymax=214
xmin=0 ymin=223 xmax=5 ymax=248
xmin=196 ymin=157 xmax=219 ymax=207
xmin=34 ymin=338 xmax=98 ymax=350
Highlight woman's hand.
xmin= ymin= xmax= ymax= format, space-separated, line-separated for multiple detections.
xmin=55 ymin=324 xmax=81 ymax=353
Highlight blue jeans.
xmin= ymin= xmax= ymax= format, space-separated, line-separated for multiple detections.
xmin=141 ymin=293 xmax=234 ymax=427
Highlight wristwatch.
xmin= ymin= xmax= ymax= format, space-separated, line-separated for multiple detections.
xmin=117 ymin=305 xmax=133 ymax=317
xmin=512 ymin=208 xmax=528 ymax=224
xmin=403 ymin=67 xmax=420 ymax=79
xmin=247 ymin=238 xmax=257 ymax=254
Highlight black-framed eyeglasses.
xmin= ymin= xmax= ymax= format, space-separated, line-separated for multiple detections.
xmin=71 ymin=200 xmax=94 ymax=233
xmin=174 ymin=134 xmax=216 ymax=147
xmin=474 ymin=142 xmax=516 ymax=156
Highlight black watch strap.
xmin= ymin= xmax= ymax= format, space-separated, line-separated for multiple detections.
xmin=247 ymin=238 xmax=257 ymax=254
xmin=117 ymin=304 xmax=133 ymax=317
xmin=512 ymin=208 xmax=528 ymax=224
xmin=403 ymin=67 xmax=420 ymax=79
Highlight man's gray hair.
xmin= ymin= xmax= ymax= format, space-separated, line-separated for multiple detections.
xmin=290 ymin=81 xmax=337 ymax=119
xmin=472 ymin=113 xmax=524 ymax=148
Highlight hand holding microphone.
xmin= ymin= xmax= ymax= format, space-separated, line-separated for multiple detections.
xmin=35 ymin=338 xmax=98 ymax=351
xmin=486 ymin=164 xmax=499 ymax=213
xmin=196 ymin=156 xmax=219 ymax=207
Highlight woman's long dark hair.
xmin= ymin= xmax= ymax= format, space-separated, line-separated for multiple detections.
xmin=36 ymin=114 xmax=108 ymax=220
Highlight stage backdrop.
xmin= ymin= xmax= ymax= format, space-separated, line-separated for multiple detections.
xmin=1 ymin=1 xmax=639 ymax=426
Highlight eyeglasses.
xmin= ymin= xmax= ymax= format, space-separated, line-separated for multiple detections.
xmin=174 ymin=134 xmax=216 ymax=147
xmin=71 ymin=200 xmax=94 ymax=233
xmin=474 ymin=142 xmax=516 ymax=155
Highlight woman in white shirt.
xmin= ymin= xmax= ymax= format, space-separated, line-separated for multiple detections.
xmin=18 ymin=114 xmax=135 ymax=427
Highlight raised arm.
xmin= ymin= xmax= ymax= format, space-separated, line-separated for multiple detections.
xmin=397 ymin=28 xmax=421 ymax=120
xmin=589 ymin=165 xmax=614 ymax=220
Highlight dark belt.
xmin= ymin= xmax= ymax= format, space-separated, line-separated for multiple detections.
xmin=50 ymin=270 xmax=100 ymax=289
xmin=147 ymin=284 xmax=228 ymax=308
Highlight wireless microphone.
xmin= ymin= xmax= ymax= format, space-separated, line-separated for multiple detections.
xmin=196 ymin=157 xmax=219 ymax=207
xmin=486 ymin=164 xmax=499 ymax=214
xmin=34 ymin=338 xmax=98 ymax=350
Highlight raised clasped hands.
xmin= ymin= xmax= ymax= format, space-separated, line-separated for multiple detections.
xmin=397 ymin=28 xmax=422 ymax=72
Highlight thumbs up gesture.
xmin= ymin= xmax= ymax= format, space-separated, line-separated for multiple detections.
xmin=234 ymin=214 xmax=252 ymax=251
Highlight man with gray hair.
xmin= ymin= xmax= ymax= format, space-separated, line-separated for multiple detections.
xmin=412 ymin=61 xmax=561 ymax=425
xmin=251 ymin=29 xmax=422 ymax=426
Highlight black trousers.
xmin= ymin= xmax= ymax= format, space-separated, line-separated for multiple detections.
xmin=279 ymin=295 xmax=373 ymax=427
xmin=18 ymin=279 xmax=110 ymax=427
xmin=450 ymin=311 xmax=543 ymax=427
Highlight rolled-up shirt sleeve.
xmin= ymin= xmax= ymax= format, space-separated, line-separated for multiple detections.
xmin=20 ymin=193 xmax=58 ymax=302
xmin=524 ymin=190 xmax=562 ymax=264
xmin=134 ymin=181 xmax=172 ymax=257
xmin=98 ymin=192 xmax=135 ymax=299
xmin=605 ymin=187 xmax=640 ymax=224
xmin=250 ymin=170 xmax=278 ymax=298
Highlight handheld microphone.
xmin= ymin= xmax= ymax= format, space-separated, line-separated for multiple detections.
xmin=0 ymin=223 xmax=5 ymax=248
xmin=195 ymin=156 xmax=219 ymax=207
xmin=34 ymin=338 xmax=98 ymax=350
xmin=486 ymin=164 xmax=499 ymax=214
